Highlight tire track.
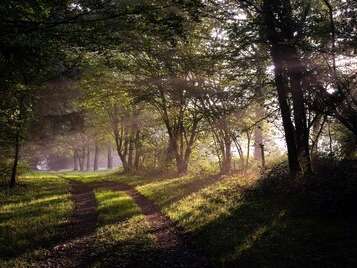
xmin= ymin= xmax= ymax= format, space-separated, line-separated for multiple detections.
xmin=39 ymin=179 xmax=211 ymax=267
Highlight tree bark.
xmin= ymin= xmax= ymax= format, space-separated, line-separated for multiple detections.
xmin=176 ymin=158 xmax=188 ymax=175
xmin=73 ymin=149 xmax=79 ymax=171
xmin=254 ymin=125 xmax=263 ymax=161
xmin=93 ymin=143 xmax=99 ymax=171
xmin=260 ymin=144 xmax=266 ymax=170
xmin=107 ymin=145 xmax=113 ymax=169
xmin=78 ymin=147 xmax=85 ymax=171
xmin=263 ymin=0 xmax=311 ymax=176
xmin=221 ymin=134 xmax=232 ymax=175
xmin=86 ymin=145 xmax=90 ymax=171
xmin=271 ymin=46 xmax=300 ymax=176
xmin=245 ymin=131 xmax=251 ymax=172
xmin=128 ymin=133 xmax=134 ymax=172
xmin=134 ymin=131 xmax=141 ymax=170
xmin=286 ymin=47 xmax=312 ymax=174
xmin=254 ymin=66 xmax=265 ymax=162
xmin=10 ymin=129 xmax=20 ymax=188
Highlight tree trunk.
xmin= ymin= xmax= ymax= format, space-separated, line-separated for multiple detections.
xmin=79 ymin=147 xmax=85 ymax=171
xmin=286 ymin=47 xmax=312 ymax=174
xmin=232 ymin=135 xmax=244 ymax=170
xmin=311 ymin=114 xmax=325 ymax=160
xmin=134 ymin=131 xmax=141 ymax=170
xmin=260 ymin=144 xmax=266 ymax=170
xmin=107 ymin=146 xmax=113 ymax=169
xmin=128 ymin=136 xmax=134 ymax=172
xmin=176 ymin=158 xmax=188 ymax=176
xmin=221 ymin=135 xmax=232 ymax=175
xmin=86 ymin=145 xmax=90 ymax=171
xmin=271 ymin=47 xmax=300 ymax=176
xmin=254 ymin=126 xmax=263 ymax=161
xmin=165 ymin=136 xmax=176 ymax=165
xmin=10 ymin=129 xmax=20 ymax=188
xmin=245 ymin=132 xmax=251 ymax=172
xmin=221 ymin=157 xmax=231 ymax=175
xmin=73 ymin=150 xmax=79 ymax=171
xmin=254 ymin=87 xmax=264 ymax=161
xmin=263 ymin=0 xmax=312 ymax=176
xmin=93 ymin=143 xmax=99 ymax=171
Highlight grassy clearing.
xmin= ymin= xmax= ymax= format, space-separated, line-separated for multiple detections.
xmin=0 ymin=174 xmax=72 ymax=264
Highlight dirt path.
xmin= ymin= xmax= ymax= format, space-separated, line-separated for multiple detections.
xmin=38 ymin=180 xmax=98 ymax=267
xmin=38 ymin=179 xmax=212 ymax=267
xmin=68 ymin=180 xmax=98 ymax=236
xmin=90 ymin=181 xmax=211 ymax=267
xmin=91 ymin=181 xmax=180 ymax=248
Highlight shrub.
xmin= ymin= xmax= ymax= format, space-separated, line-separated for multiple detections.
xmin=252 ymin=158 xmax=357 ymax=217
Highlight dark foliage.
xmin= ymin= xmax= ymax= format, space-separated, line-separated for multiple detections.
xmin=253 ymin=159 xmax=357 ymax=217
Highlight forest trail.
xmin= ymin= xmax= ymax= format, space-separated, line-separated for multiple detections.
xmin=38 ymin=179 xmax=211 ymax=268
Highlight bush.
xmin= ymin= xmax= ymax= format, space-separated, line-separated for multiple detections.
xmin=302 ymin=159 xmax=357 ymax=216
xmin=252 ymin=158 xmax=357 ymax=217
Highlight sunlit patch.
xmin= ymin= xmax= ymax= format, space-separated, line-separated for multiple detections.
xmin=95 ymin=189 xmax=141 ymax=225
xmin=326 ymin=84 xmax=336 ymax=94
xmin=0 ymin=175 xmax=72 ymax=265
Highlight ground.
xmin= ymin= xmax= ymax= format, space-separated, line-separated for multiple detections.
xmin=1 ymin=170 xmax=356 ymax=267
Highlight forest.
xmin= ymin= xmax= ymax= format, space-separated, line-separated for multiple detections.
xmin=0 ymin=0 xmax=356 ymax=267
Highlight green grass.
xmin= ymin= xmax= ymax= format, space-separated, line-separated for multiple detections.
xmin=90 ymin=215 xmax=156 ymax=267
xmin=1 ymin=171 xmax=356 ymax=267
xmin=137 ymin=174 xmax=218 ymax=208
xmin=0 ymin=174 xmax=72 ymax=263
xmin=165 ymin=176 xmax=243 ymax=233
xmin=162 ymin=176 xmax=357 ymax=267
xmin=104 ymin=173 xmax=226 ymax=209
xmin=92 ymin=188 xmax=156 ymax=266
xmin=95 ymin=189 xmax=141 ymax=225
xmin=31 ymin=170 xmax=118 ymax=182
xmin=105 ymin=172 xmax=357 ymax=267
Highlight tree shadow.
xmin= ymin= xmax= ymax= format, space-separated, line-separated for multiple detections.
xmin=0 ymin=191 xmax=71 ymax=259
xmin=180 ymin=188 xmax=357 ymax=268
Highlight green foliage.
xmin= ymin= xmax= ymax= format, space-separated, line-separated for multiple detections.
xmin=255 ymin=158 xmax=357 ymax=217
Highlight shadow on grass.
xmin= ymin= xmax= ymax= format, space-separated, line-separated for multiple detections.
xmin=184 ymin=186 xmax=357 ymax=268
xmin=133 ymin=174 xmax=225 ymax=209
xmin=0 ymin=177 xmax=72 ymax=260
xmin=95 ymin=189 xmax=142 ymax=227
xmin=74 ymin=214 xmax=211 ymax=268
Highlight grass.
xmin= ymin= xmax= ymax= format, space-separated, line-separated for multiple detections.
xmin=0 ymin=174 xmax=72 ymax=265
xmin=1 ymin=170 xmax=356 ymax=267
xmin=136 ymin=174 xmax=220 ymax=208
xmin=162 ymin=176 xmax=357 ymax=267
xmin=105 ymin=172 xmax=357 ymax=267
xmin=91 ymin=189 xmax=156 ymax=266
xmin=95 ymin=189 xmax=141 ymax=225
